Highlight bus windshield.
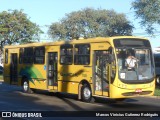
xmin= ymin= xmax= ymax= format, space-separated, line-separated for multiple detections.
xmin=116 ymin=48 xmax=154 ymax=82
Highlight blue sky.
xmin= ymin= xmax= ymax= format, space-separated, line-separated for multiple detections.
xmin=0 ymin=0 xmax=159 ymax=48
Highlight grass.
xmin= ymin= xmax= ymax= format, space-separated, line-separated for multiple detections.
xmin=0 ymin=74 xmax=3 ymax=80
xmin=154 ymin=86 xmax=160 ymax=96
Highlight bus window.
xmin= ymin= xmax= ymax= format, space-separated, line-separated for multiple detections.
xmin=60 ymin=44 xmax=73 ymax=65
xmin=34 ymin=47 xmax=45 ymax=64
xmin=23 ymin=47 xmax=33 ymax=64
xmin=74 ymin=44 xmax=90 ymax=65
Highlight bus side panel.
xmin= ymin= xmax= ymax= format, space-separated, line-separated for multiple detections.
xmin=57 ymin=42 xmax=111 ymax=95
xmin=58 ymin=64 xmax=92 ymax=94
xmin=31 ymin=65 xmax=47 ymax=90
xmin=4 ymin=64 xmax=10 ymax=84
xmin=19 ymin=64 xmax=47 ymax=90
xmin=58 ymin=81 xmax=79 ymax=94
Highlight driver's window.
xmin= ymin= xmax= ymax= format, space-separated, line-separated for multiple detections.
xmin=136 ymin=50 xmax=150 ymax=65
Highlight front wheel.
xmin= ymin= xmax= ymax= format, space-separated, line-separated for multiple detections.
xmin=81 ymin=84 xmax=92 ymax=102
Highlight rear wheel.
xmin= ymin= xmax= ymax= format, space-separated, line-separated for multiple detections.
xmin=156 ymin=76 xmax=160 ymax=86
xmin=81 ymin=84 xmax=92 ymax=102
xmin=22 ymin=78 xmax=33 ymax=93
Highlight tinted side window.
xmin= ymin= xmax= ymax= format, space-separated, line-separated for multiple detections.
xmin=74 ymin=44 xmax=90 ymax=65
xmin=60 ymin=44 xmax=73 ymax=65
xmin=34 ymin=47 xmax=45 ymax=64
xmin=23 ymin=47 xmax=33 ymax=64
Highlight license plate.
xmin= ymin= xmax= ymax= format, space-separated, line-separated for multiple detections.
xmin=135 ymin=88 xmax=142 ymax=93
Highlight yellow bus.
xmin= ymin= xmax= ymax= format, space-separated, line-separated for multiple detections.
xmin=3 ymin=36 xmax=155 ymax=102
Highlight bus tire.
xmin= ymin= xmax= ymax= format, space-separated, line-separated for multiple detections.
xmin=22 ymin=78 xmax=33 ymax=93
xmin=156 ymin=76 xmax=160 ymax=86
xmin=81 ymin=84 xmax=92 ymax=102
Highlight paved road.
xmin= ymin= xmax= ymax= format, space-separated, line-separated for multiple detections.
xmin=0 ymin=81 xmax=160 ymax=119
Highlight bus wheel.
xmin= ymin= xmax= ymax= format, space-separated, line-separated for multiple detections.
xmin=156 ymin=77 xmax=160 ymax=86
xmin=22 ymin=78 xmax=33 ymax=93
xmin=81 ymin=84 xmax=92 ymax=102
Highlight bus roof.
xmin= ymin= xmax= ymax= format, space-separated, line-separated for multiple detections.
xmin=4 ymin=36 xmax=148 ymax=49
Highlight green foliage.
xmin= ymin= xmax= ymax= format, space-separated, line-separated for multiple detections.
xmin=0 ymin=9 xmax=43 ymax=50
xmin=0 ymin=74 xmax=3 ymax=80
xmin=154 ymin=87 xmax=160 ymax=96
xmin=48 ymin=8 xmax=133 ymax=40
xmin=132 ymin=0 xmax=160 ymax=34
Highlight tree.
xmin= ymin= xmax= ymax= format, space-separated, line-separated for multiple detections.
xmin=0 ymin=9 xmax=43 ymax=50
xmin=132 ymin=0 xmax=160 ymax=34
xmin=48 ymin=8 xmax=133 ymax=40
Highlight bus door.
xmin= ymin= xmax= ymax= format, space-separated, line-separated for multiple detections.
xmin=93 ymin=50 xmax=110 ymax=96
xmin=10 ymin=53 xmax=18 ymax=84
xmin=47 ymin=52 xmax=58 ymax=91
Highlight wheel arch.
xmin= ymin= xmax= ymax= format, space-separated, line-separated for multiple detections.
xmin=21 ymin=75 xmax=28 ymax=86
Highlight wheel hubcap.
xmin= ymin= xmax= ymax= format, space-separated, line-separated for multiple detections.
xmin=23 ymin=81 xmax=28 ymax=91
xmin=83 ymin=87 xmax=91 ymax=99
xmin=157 ymin=77 xmax=160 ymax=84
